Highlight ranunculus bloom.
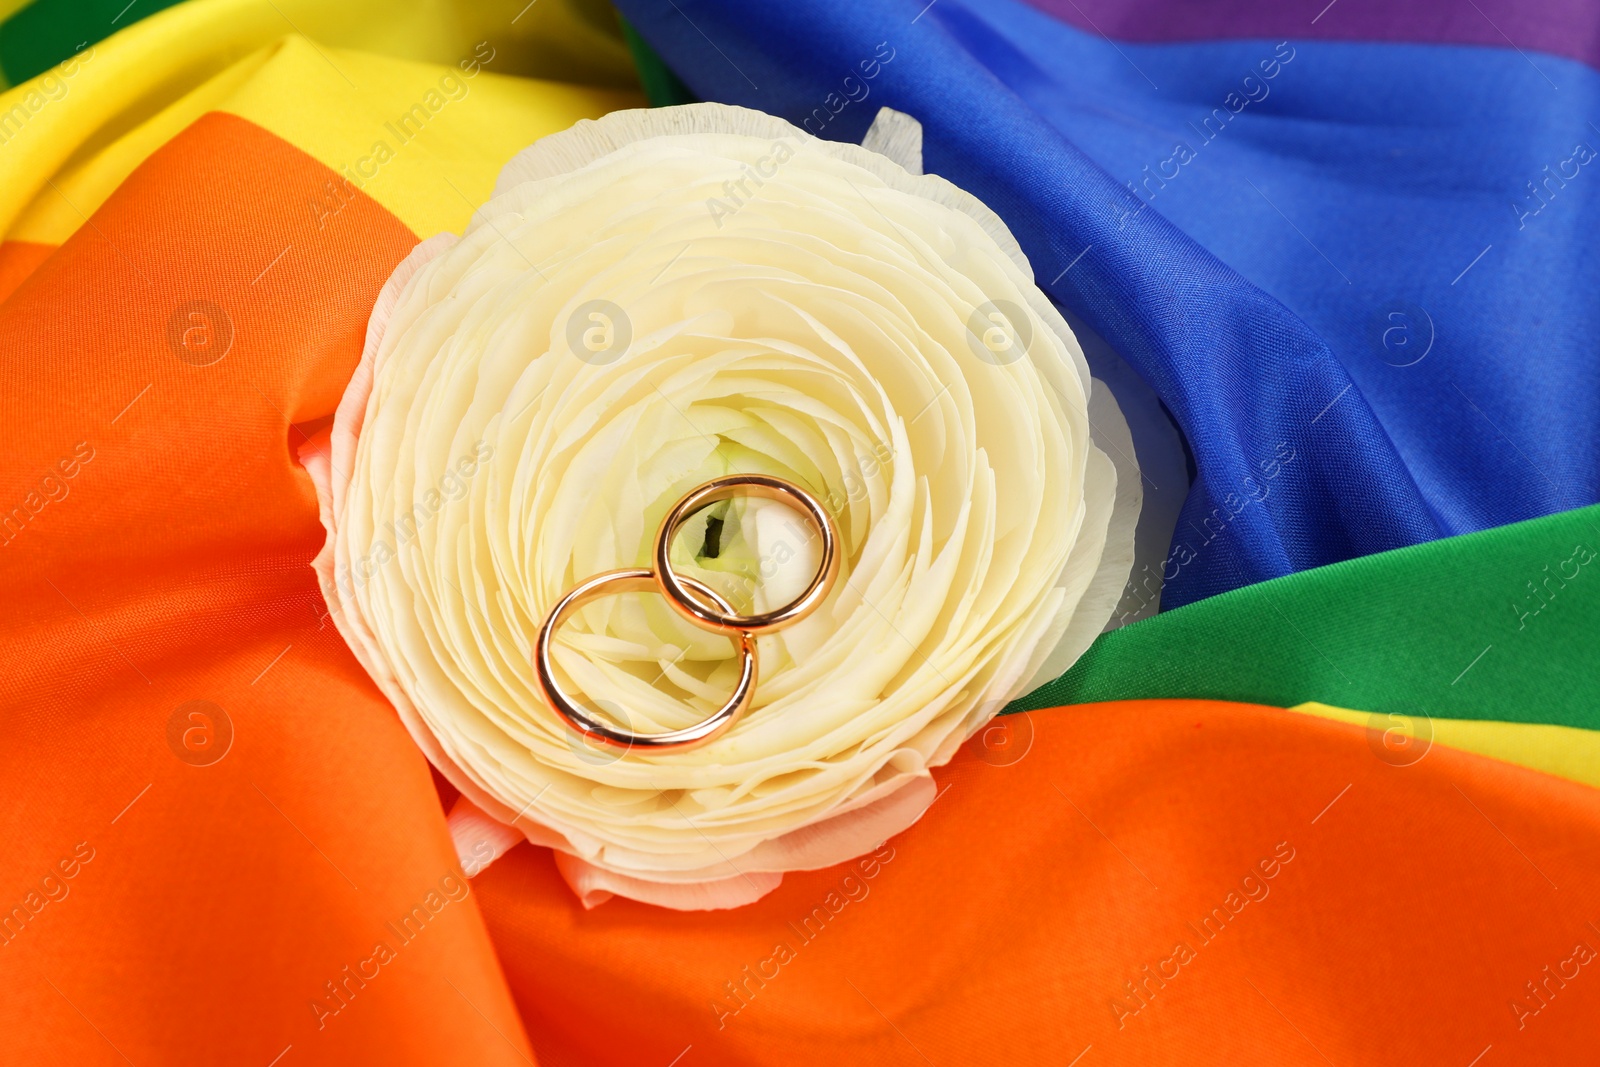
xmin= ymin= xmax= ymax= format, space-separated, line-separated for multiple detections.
xmin=303 ymin=103 xmax=1140 ymax=910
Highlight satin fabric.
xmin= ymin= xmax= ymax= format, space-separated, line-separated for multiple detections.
xmin=1 ymin=5 xmax=1597 ymax=1065
xmin=613 ymin=0 xmax=1600 ymax=608
xmin=1017 ymin=504 xmax=1600 ymax=731
xmin=485 ymin=698 xmax=1600 ymax=1066
xmin=0 ymin=0 xmax=185 ymax=84
xmin=1023 ymin=0 xmax=1600 ymax=73
xmin=0 ymin=8 xmax=634 ymax=1062
xmin=1291 ymin=703 xmax=1600 ymax=791
xmin=0 ymin=0 xmax=636 ymax=249
xmin=0 ymin=106 xmax=535 ymax=1066
xmin=0 ymin=0 xmax=638 ymax=89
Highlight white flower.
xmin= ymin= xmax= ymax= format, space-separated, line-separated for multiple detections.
xmin=303 ymin=103 xmax=1139 ymax=910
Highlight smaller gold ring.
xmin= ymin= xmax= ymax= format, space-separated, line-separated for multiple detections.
xmin=534 ymin=568 xmax=758 ymax=750
xmin=652 ymin=474 xmax=840 ymax=636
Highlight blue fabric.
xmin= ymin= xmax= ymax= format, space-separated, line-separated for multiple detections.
xmin=614 ymin=0 xmax=1600 ymax=609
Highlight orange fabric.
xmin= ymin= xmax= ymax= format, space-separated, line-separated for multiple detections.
xmin=480 ymin=701 xmax=1600 ymax=1067
xmin=3 ymin=105 xmax=1599 ymax=1067
xmin=0 ymin=111 xmax=531 ymax=1066
xmin=0 ymin=238 xmax=53 ymax=304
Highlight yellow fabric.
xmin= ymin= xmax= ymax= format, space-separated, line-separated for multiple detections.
xmin=8 ymin=44 xmax=276 ymax=244
xmin=225 ymin=40 xmax=640 ymax=238
xmin=0 ymin=0 xmax=640 ymax=242
xmin=1291 ymin=701 xmax=1600 ymax=790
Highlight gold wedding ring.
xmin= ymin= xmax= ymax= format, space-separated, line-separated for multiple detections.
xmin=534 ymin=475 xmax=839 ymax=752
xmin=652 ymin=473 xmax=840 ymax=636
xmin=534 ymin=568 xmax=758 ymax=751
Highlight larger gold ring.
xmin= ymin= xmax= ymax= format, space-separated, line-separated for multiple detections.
xmin=534 ymin=568 xmax=758 ymax=750
xmin=652 ymin=474 xmax=840 ymax=636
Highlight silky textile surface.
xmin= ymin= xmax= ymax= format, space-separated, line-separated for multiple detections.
xmin=0 ymin=0 xmax=637 ymax=88
xmin=1014 ymin=504 xmax=1600 ymax=730
xmin=1291 ymin=703 xmax=1600 ymax=792
xmin=0 ymin=109 xmax=539 ymax=1066
xmin=615 ymin=0 xmax=1600 ymax=608
xmin=1 ymin=2 xmax=1597 ymax=1064
xmin=1024 ymin=0 xmax=1600 ymax=73
xmin=485 ymin=698 xmax=1600 ymax=1067
xmin=0 ymin=2 xmax=636 ymax=1060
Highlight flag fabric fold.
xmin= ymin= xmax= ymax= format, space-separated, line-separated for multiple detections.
xmin=614 ymin=0 xmax=1600 ymax=608
xmin=0 ymin=1 xmax=1596 ymax=1064
xmin=1015 ymin=504 xmax=1600 ymax=731
xmin=479 ymin=698 xmax=1600 ymax=1067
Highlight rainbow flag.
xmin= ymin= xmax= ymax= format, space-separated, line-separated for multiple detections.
xmin=0 ymin=1 xmax=1595 ymax=1064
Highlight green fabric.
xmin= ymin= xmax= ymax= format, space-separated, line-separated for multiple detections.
xmin=0 ymin=0 xmax=183 ymax=84
xmin=618 ymin=14 xmax=693 ymax=107
xmin=1010 ymin=504 xmax=1600 ymax=730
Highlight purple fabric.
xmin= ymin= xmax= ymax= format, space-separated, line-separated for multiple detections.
xmin=1023 ymin=0 xmax=1597 ymax=75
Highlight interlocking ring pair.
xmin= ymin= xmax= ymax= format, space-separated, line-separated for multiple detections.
xmin=534 ymin=474 xmax=840 ymax=752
